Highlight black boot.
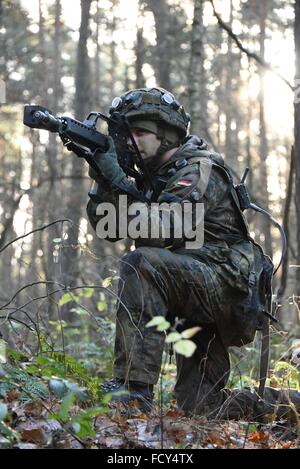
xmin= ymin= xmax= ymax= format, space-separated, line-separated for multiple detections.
xmin=101 ymin=379 xmax=153 ymax=413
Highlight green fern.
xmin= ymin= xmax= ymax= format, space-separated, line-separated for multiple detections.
xmin=0 ymin=362 xmax=48 ymax=401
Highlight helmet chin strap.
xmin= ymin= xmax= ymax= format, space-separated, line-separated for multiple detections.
xmin=151 ymin=126 xmax=180 ymax=165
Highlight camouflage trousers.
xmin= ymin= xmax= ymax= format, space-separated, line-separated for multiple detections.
xmin=114 ymin=246 xmax=229 ymax=412
xmin=113 ymin=246 xmax=300 ymax=419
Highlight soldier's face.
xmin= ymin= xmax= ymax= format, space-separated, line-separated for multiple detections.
xmin=128 ymin=128 xmax=161 ymax=160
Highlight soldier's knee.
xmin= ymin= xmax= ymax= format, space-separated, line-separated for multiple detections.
xmin=120 ymin=247 xmax=159 ymax=276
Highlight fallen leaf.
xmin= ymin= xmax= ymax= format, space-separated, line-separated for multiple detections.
xmin=23 ymin=401 xmax=44 ymax=417
xmin=181 ymin=326 xmax=201 ymax=339
xmin=7 ymin=389 xmax=21 ymax=401
xmin=207 ymin=432 xmax=226 ymax=448
xmin=281 ymin=440 xmax=293 ymax=449
xmin=111 ymin=414 xmax=129 ymax=426
xmin=21 ymin=428 xmax=48 ymax=445
xmin=134 ymin=412 xmax=150 ymax=420
xmin=247 ymin=431 xmax=269 ymax=442
xmin=174 ymin=430 xmax=186 ymax=443
xmin=165 ymin=408 xmax=185 ymax=418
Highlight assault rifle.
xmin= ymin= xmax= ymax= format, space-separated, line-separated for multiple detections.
xmin=23 ymin=105 xmax=156 ymax=192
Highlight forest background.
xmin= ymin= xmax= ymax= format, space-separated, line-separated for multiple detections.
xmin=0 ymin=0 xmax=300 ymax=449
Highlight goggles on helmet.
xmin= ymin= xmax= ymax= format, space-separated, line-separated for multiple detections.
xmin=111 ymin=91 xmax=182 ymax=112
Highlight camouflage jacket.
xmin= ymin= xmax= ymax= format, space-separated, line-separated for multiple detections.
xmin=87 ymin=134 xmax=254 ymax=290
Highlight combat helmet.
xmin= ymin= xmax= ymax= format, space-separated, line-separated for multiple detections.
xmin=109 ymin=87 xmax=190 ymax=156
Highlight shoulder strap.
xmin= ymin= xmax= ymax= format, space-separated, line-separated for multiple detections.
xmin=185 ymin=153 xmax=251 ymax=239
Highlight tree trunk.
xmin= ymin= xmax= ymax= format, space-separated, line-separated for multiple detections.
xmin=38 ymin=0 xmax=49 ymax=104
xmin=45 ymin=0 xmax=63 ymax=317
xmin=277 ymin=146 xmax=294 ymax=302
xmin=62 ymin=0 xmax=92 ymax=288
xmin=224 ymin=0 xmax=235 ymax=168
xmin=188 ymin=0 xmax=208 ymax=139
xmin=258 ymin=0 xmax=273 ymax=257
xmin=93 ymin=0 xmax=101 ymax=109
xmin=294 ymin=0 xmax=300 ymax=293
xmin=145 ymin=0 xmax=172 ymax=90
xmin=246 ymin=62 xmax=254 ymax=191
xmin=135 ymin=16 xmax=146 ymax=88
xmin=110 ymin=0 xmax=117 ymax=96
xmin=33 ymin=0 xmax=52 ymax=288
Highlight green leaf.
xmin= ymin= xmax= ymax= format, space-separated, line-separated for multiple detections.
xmin=173 ymin=339 xmax=197 ymax=357
xmin=157 ymin=320 xmax=171 ymax=332
xmin=273 ymin=360 xmax=299 ymax=387
xmin=102 ymin=277 xmax=112 ymax=288
xmin=97 ymin=301 xmax=107 ymax=312
xmin=58 ymin=392 xmax=75 ymax=420
xmin=49 ymin=320 xmax=68 ymax=332
xmin=6 ymin=348 xmax=27 ymax=361
xmin=0 ymin=421 xmax=20 ymax=442
xmin=275 ymin=361 xmax=299 ymax=376
xmin=36 ymin=356 xmax=53 ymax=366
xmin=181 ymin=326 xmax=201 ymax=339
xmin=0 ymin=403 xmax=7 ymax=421
xmin=72 ymin=408 xmax=107 ymax=438
xmin=59 ymin=293 xmax=74 ymax=306
xmin=102 ymin=393 xmax=112 ymax=404
xmin=80 ymin=288 xmax=94 ymax=299
xmin=72 ymin=417 xmax=95 ymax=438
xmin=165 ymin=332 xmax=182 ymax=343
xmin=78 ymin=406 xmax=107 ymax=419
xmin=146 ymin=316 xmax=166 ymax=328
xmin=248 ymin=423 xmax=258 ymax=433
xmin=52 ymin=238 xmax=62 ymax=243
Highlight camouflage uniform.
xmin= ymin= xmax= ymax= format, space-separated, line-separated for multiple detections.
xmin=87 ymin=90 xmax=300 ymax=419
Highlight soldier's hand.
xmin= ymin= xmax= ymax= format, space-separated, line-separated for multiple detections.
xmin=89 ymin=136 xmax=126 ymax=186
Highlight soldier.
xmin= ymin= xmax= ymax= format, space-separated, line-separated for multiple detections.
xmin=87 ymin=87 xmax=300 ymax=419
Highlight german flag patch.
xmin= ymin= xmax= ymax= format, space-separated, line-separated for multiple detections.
xmin=175 ymin=179 xmax=193 ymax=187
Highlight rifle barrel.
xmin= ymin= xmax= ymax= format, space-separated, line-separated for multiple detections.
xmin=33 ymin=110 xmax=61 ymax=132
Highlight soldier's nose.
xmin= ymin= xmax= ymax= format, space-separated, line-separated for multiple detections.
xmin=127 ymin=139 xmax=138 ymax=154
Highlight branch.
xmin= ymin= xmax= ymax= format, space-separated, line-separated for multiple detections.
xmin=1 ymin=283 xmax=143 ymax=339
xmin=0 ymin=307 xmax=41 ymax=339
xmin=0 ymin=280 xmax=65 ymax=311
xmin=0 ymin=219 xmax=72 ymax=255
xmin=0 ymin=316 xmax=35 ymax=331
xmin=209 ymin=0 xmax=294 ymax=91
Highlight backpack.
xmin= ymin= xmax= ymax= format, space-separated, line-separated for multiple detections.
xmin=231 ymin=241 xmax=274 ymax=346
